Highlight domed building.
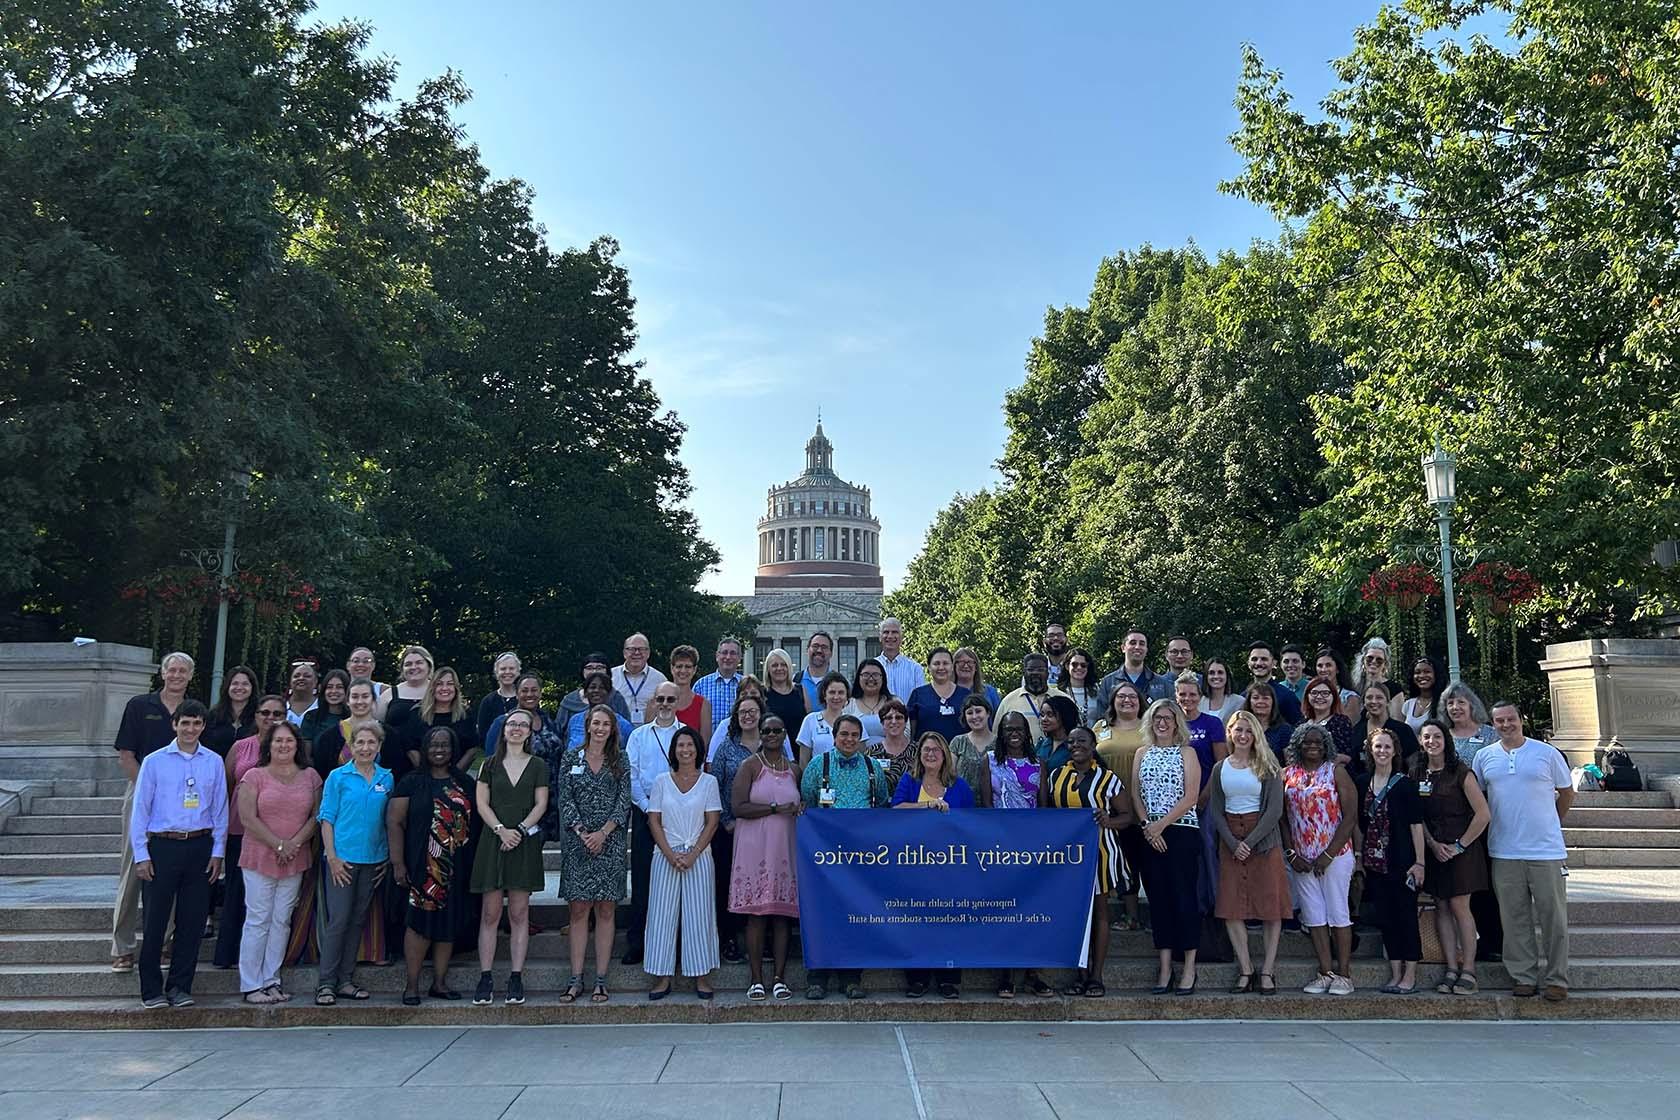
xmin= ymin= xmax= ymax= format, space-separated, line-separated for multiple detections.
xmin=734 ymin=421 xmax=883 ymax=679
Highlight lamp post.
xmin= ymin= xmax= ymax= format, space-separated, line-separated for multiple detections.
xmin=1421 ymin=442 xmax=1461 ymax=683
xmin=187 ymin=471 xmax=252 ymax=700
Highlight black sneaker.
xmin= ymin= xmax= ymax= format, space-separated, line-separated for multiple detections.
xmin=505 ymin=974 xmax=525 ymax=1006
xmin=141 ymin=994 xmax=168 ymax=1010
xmin=166 ymin=990 xmax=194 ymax=1008
xmin=473 ymin=973 xmax=494 ymax=1006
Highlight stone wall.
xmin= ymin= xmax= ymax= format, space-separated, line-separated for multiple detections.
xmin=1541 ymin=639 xmax=1680 ymax=776
xmin=0 ymin=642 xmax=155 ymax=781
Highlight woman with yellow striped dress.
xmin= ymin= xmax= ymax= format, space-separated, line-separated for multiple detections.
xmin=1044 ymin=726 xmax=1134 ymax=997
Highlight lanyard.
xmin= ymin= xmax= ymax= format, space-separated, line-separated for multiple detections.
xmin=623 ymin=671 xmax=649 ymax=703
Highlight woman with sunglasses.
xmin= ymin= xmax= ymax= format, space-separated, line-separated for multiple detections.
xmin=212 ymin=695 xmax=290 ymax=969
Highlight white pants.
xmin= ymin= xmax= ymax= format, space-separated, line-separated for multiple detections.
xmin=643 ymin=848 xmax=719 ymax=978
xmin=239 ymin=869 xmax=304 ymax=993
xmin=1289 ymin=849 xmax=1354 ymax=928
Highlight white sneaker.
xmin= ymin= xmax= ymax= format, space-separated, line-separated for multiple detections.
xmin=1327 ymin=974 xmax=1355 ymax=995
xmin=1302 ymin=972 xmax=1333 ymax=994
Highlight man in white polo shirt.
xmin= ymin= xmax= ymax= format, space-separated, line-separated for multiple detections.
xmin=1472 ymin=700 xmax=1574 ymax=1001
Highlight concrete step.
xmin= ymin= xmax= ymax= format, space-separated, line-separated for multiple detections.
xmin=48 ymin=780 xmax=131 ymax=798
xmin=0 ymin=957 xmax=1549 ymax=999
xmin=1569 ymin=848 xmax=1680 ymax=869
xmin=1569 ymin=898 xmax=1680 ymax=924
xmin=1570 ymin=925 xmax=1680 ymax=956
xmin=0 ymin=853 xmax=118 ymax=875
xmin=1571 ymin=791 xmax=1675 ymax=808
xmin=1564 ymin=808 xmax=1680 ymax=829
xmin=3 ymin=814 xmax=123 ymax=835
xmin=25 ymin=796 xmax=125 ymax=816
xmin=0 ymin=926 xmax=1395 ymax=966
xmin=0 ymin=834 xmax=119 ymax=855
xmin=4 ymin=988 xmax=1674 ymax=1031
xmin=1566 ymin=828 xmax=1680 ymax=849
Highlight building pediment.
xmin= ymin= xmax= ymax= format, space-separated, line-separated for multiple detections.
xmin=743 ymin=593 xmax=882 ymax=624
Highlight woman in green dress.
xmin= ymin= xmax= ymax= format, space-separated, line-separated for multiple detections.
xmin=468 ymin=708 xmax=549 ymax=1007
xmin=555 ymin=704 xmax=631 ymax=1004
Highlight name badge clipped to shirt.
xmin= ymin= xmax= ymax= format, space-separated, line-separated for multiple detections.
xmin=1417 ymin=779 xmax=1433 ymax=797
xmin=570 ymin=764 xmax=585 ymax=776
xmin=374 ymin=782 xmax=388 ymax=794
xmin=182 ymin=776 xmax=199 ymax=810
xmin=819 ymin=785 xmax=836 ymax=808
xmin=938 ymin=704 xmax=955 ymax=716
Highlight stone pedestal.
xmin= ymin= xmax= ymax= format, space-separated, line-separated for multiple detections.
xmin=0 ymin=643 xmax=156 ymax=781
xmin=1540 ymin=639 xmax=1680 ymax=776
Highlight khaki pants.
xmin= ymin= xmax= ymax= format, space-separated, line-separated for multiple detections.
xmin=111 ymin=780 xmax=174 ymax=959
xmin=1491 ymin=857 xmax=1569 ymax=990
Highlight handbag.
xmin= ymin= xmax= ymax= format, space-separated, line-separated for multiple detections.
xmin=1416 ymin=893 xmax=1445 ymax=963
xmin=1601 ymin=744 xmax=1643 ymax=792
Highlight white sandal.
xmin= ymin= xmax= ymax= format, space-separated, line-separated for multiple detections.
xmin=772 ymin=981 xmax=793 ymax=1000
xmin=747 ymin=982 xmax=767 ymax=1001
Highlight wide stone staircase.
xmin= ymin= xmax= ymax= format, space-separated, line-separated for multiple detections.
xmin=1 ymin=776 xmax=1677 ymax=1026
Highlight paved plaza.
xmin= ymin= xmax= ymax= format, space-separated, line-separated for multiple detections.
xmin=0 ymin=1020 xmax=1675 ymax=1119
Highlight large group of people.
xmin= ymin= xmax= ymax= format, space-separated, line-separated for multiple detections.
xmin=110 ymin=621 xmax=1575 ymax=1008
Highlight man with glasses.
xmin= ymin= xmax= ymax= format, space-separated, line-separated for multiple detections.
xmin=622 ymin=683 xmax=685 ymax=965
xmin=1472 ymin=702 xmax=1574 ymax=1002
xmin=694 ymin=638 xmax=744 ymax=736
xmin=613 ymin=633 xmax=667 ymax=724
xmin=800 ymin=632 xmax=835 ymax=709
xmin=1147 ymin=635 xmax=1199 ymax=701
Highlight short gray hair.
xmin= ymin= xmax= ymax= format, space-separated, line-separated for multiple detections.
xmin=160 ymin=651 xmax=195 ymax=672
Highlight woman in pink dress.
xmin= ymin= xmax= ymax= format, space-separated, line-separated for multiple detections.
xmin=727 ymin=732 xmax=804 ymax=1002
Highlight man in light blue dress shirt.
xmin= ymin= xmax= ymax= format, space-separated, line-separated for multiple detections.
xmin=129 ymin=699 xmax=228 ymax=1008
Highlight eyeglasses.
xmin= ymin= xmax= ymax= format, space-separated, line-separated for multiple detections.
xmin=763 ymin=728 xmax=787 ymax=736
xmin=654 ymin=696 xmax=676 ymax=704
xmin=257 ymin=709 xmax=285 ymax=718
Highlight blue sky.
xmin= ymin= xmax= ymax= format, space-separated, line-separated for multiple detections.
xmin=309 ymin=0 xmax=1388 ymax=593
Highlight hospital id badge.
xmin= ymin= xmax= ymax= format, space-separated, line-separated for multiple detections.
xmin=1417 ymin=779 xmax=1433 ymax=796
xmin=819 ymin=786 xmax=836 ymax=808
xmin=183 ymin=790 xmax=200 ymax=809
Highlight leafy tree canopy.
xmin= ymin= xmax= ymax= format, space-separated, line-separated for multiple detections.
xmin=1 ymin=0 xmax=746 ymax=689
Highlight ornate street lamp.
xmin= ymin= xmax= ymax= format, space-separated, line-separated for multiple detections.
xmin=183 ymin=471 xmax=252 ymax=699
xmin=1421 ymin=442 xmax=1461 ymax=683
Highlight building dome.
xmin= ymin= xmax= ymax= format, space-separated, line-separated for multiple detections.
xmin=755 ymin=420 xmax=882 ymax=592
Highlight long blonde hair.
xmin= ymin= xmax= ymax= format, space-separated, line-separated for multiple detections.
xmin=420 ymin=667 xmax=469 ymax=723
xmin=1224 ymin=710 xmax=1280 ymax=780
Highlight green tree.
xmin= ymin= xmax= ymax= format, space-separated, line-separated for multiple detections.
xmin=1224 ymin=0 xmax=1680 ymax=627
xmin=890 ymin=245 xmax=1338 ymax=673
xmin=1 ymin=0 xmax=744 ymax=688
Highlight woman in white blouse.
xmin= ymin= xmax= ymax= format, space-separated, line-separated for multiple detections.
xmin=644 ymin=726 xmax=722 ymax=1000
xmin=796 ymin=672 xmax=852 ymax=767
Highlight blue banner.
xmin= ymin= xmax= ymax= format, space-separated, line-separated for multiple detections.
xmin=796 ymin=809 xmax=1098 ymax=969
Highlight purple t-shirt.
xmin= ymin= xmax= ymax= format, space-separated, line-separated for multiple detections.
xmin=1184 ymin=713 xmax=1226 ymax=791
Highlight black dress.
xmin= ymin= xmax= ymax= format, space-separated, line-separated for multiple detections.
xmin=394 ymin=770 xmax=475 ymax=941
xmin=203 ymin=713 xmax=256 ymax=757
xmin=763 ymin=686 xmax=806 ymax=735
xmin=1355 ymin=771 xmax=1424 ymax=962
xmin=389 ymin=710 xmax=479 ymax=782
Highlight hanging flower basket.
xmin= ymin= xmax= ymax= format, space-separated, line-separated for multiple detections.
xmin=1460 ymin=562 xmax=1540 ymax=611
xmin=1360 ymin=564 xmax=1441 ymax=607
